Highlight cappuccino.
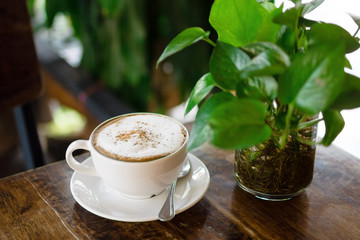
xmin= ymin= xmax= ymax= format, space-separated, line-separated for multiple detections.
xmin=92 ymin=113 xmax=187 ymax=161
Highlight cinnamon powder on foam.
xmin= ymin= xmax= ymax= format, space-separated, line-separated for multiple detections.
xmin=92 ymin=115 xmax=186 ymax=162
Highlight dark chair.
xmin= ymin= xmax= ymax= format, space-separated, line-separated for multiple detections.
xmin=0 ymin=0 xmax=45 ymax=169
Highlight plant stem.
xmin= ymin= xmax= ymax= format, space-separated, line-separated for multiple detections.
xmin=294 ymin=134 xmax=316 ymax=146
xmin=298 ymin=117 xmax=322 ymax=130
xmin=203 ymin=38 xmax=216 ymax=47
xmin=279 ymin=103 xmax=294 ymax=149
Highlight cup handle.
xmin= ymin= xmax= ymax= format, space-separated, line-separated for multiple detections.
xmin=65 ymin=140 xmax=99 ymax=176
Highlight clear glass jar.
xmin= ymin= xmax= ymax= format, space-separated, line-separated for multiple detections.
xmin=234 ymin=124 xmax=317 ymax=201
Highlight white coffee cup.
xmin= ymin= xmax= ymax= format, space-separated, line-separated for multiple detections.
xmin=66 ymin=113 xmax=189 ymax=199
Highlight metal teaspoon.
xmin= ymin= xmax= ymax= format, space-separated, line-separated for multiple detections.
xmin=158 ymin=157 xmax=191 ymax=221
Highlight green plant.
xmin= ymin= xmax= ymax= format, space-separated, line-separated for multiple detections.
xmin=157 ymin=0 xmax=360 ymax=151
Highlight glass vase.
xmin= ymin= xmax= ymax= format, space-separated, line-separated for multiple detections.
xmin=234 ymin=125 xmax=317 ymax=201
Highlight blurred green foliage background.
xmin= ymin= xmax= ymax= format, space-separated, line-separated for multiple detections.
xmin=28 ymin=0 xmax=213 ymax=111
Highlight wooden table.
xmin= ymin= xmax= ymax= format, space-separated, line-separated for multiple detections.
xmin=1 ymin=144 xmax=359 ymax=239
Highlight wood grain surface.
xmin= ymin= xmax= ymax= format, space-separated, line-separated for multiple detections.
xmin=0 ymin=144 xmax=359 ymax=239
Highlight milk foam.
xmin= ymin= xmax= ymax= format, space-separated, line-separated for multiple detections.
xmin=93 ymin=114 xmax=186 ymax=161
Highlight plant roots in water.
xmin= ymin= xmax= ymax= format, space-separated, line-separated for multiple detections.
xmin=234 ymin=134 xmax=316 ymax=198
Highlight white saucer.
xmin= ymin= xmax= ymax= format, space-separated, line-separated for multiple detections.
xmin=70 ymin=153 xmax=210 ymax=222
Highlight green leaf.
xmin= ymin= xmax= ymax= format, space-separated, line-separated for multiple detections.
xmin=241 ymin=51 xmax=286 ymax=78
xmin=185 ymin=73 xmax=215 ymax=115
xmin=321 ymin=110 xmax=345 ymax=146
xmin=156 ymin=27 xmax=210 ymax=67
xmin=291 ymin=0 xmax=302 ymax=5
xmin=187 ymin=92 xmax=236 ymax=151
xmin=209 ymin=41 xmax=250 ymax=90
xmin=299 ymin=17 xmax=318 ymax=28
xmin=209 ymin=99 xmax=272 ymax=149
xmin=242 ymin=42 xmax=290 ymax=63
xmin=236 ymin=76 xmax=278 ymax=100
xmin=276 ymin=26 xmax=296 ymax=56
xmin=345 ymin=58 xmax=352 ymax=69
xmin=255 ymin=3 xmax=282 ymax=43
xmin=273 ymin=7 xmax=302 ymax=30
xmin=301 ymin=0 xmax=325 ymax=16
xmin=240 ymin=42 xmax=290 ymax=78
xmin=260 ymin=1 xmax=276 ymax=12
xmin=209 ymin=0 xmax=267 ymax=47
xmin=330 ymin=73 xmax=360 ymax=110
xmin=308 ymin=23 xmax=360 ymax=53
xmin=278 ymin=44 xmax=345 ymax=114
xmin=297 ymin=28 xmax=308 ymax=50
xmin=349 ymin=13 xmax=360 ymax=29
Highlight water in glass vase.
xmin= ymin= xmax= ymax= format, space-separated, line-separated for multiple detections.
xmin=234 ymin=126 xmax=317 ymax=201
